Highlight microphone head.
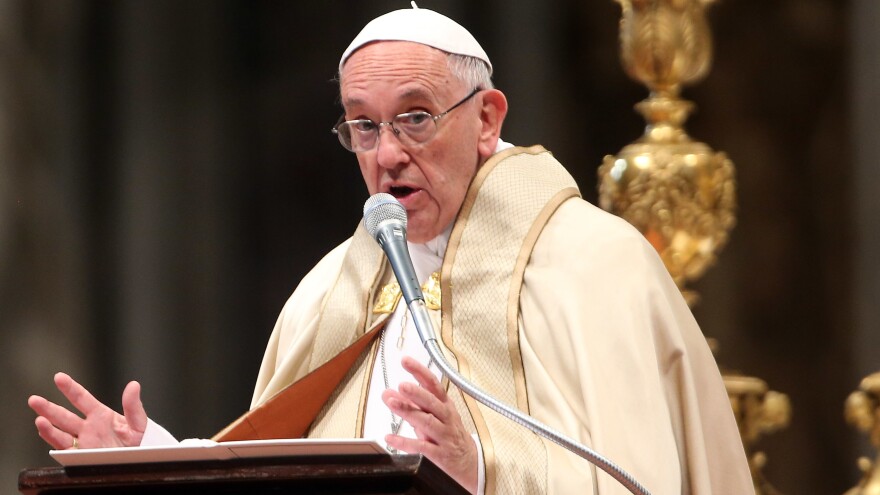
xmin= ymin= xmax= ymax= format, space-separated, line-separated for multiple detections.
xmin=363 ymin=193 xmax=407 ymax=239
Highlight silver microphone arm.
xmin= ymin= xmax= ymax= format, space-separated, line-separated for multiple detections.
xmin=407 ymin=299 xmax=652 ymax=495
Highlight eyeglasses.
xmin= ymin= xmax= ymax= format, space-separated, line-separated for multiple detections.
xmin=331 ymin=88 xmax=481 ymax=153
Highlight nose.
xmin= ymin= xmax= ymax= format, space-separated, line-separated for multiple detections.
xmin=375 ymin=124 xmax=409 ymax=169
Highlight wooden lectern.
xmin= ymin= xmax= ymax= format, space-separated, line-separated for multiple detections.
xmin=18 ymin=453 xmax=468 ymax=494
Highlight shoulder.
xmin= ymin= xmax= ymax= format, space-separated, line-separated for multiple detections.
xmin=298 ymin=239 xmax=353 ymax=290
xmin=276 ymin=238 xmax=353 ymax=319
xmin=532 ymin=197 xmax=661 ymax=278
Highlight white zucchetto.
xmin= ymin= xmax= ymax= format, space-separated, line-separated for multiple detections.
xmin=339 ymin=3 xmax=492 ymax=75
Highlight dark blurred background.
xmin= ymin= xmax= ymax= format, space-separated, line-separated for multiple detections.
xmin=2 ymin=1 xmax=876 ymax=493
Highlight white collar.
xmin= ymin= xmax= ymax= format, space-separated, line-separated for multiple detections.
xmin=407 ymin=224 xmax=452 ymax=282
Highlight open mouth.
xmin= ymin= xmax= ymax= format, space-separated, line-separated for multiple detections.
xmin=389 ymin=185 xmax=417 ymax=199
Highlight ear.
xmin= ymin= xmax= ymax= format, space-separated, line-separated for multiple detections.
xmin=476 ymin=89 xmax=509 ymax=160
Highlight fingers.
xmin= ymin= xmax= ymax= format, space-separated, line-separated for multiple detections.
xmin=54 ymin=372 xmax=104 ymax=416
xmin=385 ymin=432 xmax=441 ymax=457
xmin=400 ymin=357 xmax=446 ymax=399
xmin=121 ymin=381 xmax=147 ymax=434
xmin=30 ymin=374 xmax=146 ymax=450
xmin=382 ymin=358 xmax=479 ymax=493
xmin=382 ymin=387 xmax=479 ymax=494
xmin=28 ymin=395 xmax=84 ymax=436
xmin=393 ymin=357 xmax=451 ymax=425
xmin=383 ymin=388 xmax=446 ymax=442
xmin=33 ymin=415 xmax=76 ymax=450
xmin=394 ymin=381 xmax=450 ymax=423
xmin=385 ymin=357 xmax=459 ymax=439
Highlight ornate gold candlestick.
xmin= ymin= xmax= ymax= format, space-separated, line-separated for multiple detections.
xmin=844 ymin=372 xmax=880 ymax=495
xmin=598 ymin=0 xmax=735 ymax=304
xmin=599 ymin=1 xmax=790 ymax=492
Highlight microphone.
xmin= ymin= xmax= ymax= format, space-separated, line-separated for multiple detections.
xmin=362 ymin=193 xmax=439 ymax=347
xmin=362 ymin=193 xmax=424 ymax=308
xmin=362 ymin=193 xmax=650 ymax=495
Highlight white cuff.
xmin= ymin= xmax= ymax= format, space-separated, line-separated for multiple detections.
xmin=472 ymin=433 xmax=485 ymax=495
xmin=139 ymin=419 xmax=179 ymax=446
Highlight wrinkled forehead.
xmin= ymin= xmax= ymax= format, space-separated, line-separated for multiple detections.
xmin=340 ymin=41 xmax=449 ymax=84
xmin=339 ymin=42 xmax=457 ymax=108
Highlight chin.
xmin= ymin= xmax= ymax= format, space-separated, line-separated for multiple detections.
xmin=406 ymin=227 xmax=434 ymax=244
xmin=408 ymin=233 xmax=430 ymax=244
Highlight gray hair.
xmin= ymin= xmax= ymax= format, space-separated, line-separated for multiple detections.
xmin=445 ymin=53 xmax=494 ymax=90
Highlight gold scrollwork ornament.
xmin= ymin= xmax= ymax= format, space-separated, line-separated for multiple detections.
xmin=844 ymin=372 xmax=880 ymax=495
xmin=725 ymin=374 xmax=791 ymax=495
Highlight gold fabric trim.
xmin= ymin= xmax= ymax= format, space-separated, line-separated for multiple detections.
xmin=441 ymin=145 xmax=579 ymax=495
xmin=355 ymin=337 xmax=380 ymax=437
xmin=304 ymin=223 xmax=389 ymax=439
xmin=506 ymin=186 xmax=580 ymax=412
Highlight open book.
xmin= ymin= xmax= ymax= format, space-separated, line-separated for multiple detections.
xmin=50 ymin=438 xmax=388 ymax=467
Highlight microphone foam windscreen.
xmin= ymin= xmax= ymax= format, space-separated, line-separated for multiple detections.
xmin=363 ymin=193 xmax=407 ymax=238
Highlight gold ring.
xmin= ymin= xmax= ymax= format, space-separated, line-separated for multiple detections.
xmin=72 ymin=437 xmax=78 ymax=449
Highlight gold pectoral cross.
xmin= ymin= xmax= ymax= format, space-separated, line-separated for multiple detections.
xmin=372 ymin=271 xmax=442 ymax=314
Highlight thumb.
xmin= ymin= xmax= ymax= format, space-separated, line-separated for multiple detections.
xmin=121 ymin=381 xmax=148 ymax=435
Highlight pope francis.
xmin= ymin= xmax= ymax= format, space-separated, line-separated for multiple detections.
xmin=28 ymin=4 xmax=753 ymax=494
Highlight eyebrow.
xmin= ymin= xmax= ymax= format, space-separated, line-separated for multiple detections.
xmin=399 ymin=87 xmax=435 ymax=102
xmin=342 ymin=87 xmax=438 ymax=113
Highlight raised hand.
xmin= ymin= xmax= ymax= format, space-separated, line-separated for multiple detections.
xmin=28 ymin=372 xmax=147 ymax=450
xmin=382 ymin=356 xmax=478 ymax=494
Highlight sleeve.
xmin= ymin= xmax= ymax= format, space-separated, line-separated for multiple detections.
xmin=473 ymin=433 xmax=486 ymax=495
xmin=139 ymin=419 xmax=179 ymax=446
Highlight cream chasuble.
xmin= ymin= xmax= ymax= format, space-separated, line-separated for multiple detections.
xmin=250 ymin=146 xmax=753 ymax=494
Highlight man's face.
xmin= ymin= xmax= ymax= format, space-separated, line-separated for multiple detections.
xmin=340 ymin=41 xmax=485 ymax=243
